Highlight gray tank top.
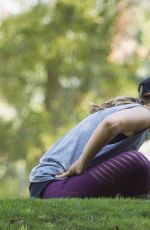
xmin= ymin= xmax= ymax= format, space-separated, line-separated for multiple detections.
xmin=29 ymin=103 xmax=148 ymax=183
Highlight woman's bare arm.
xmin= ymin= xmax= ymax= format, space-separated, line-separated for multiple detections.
xmin=56 ymin=106 xmax=150 ymax=178
xmin=80 ymin=106 xmax=150 ymax=167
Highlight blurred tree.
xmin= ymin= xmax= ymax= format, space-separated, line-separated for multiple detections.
xmin=0 ymin=0 xmax=147 ymax=196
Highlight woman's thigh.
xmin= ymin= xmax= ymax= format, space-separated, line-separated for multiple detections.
xmin=42 ymin=150 xmax=150 ymax=198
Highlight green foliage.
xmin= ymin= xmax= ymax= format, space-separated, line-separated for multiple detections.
xmin=0 ymin=0 xmax=149 ymax=196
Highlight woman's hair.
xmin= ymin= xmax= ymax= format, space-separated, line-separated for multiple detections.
xmin=89 ymin=95 xmax=150 ymax=114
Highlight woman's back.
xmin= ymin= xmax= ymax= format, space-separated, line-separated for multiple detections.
xmin=29 ymin=103 xmax=148 ymax=183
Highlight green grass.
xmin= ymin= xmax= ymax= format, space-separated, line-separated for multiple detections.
xmin=0 ymin=198 xmax=149 ymax=230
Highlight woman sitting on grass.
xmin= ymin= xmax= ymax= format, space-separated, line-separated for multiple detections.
xmin=29 ymin=77 xmax=150 ymax=199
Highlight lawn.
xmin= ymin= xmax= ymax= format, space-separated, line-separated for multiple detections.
xmin=0 ymin=198 xmax=149 ymax=230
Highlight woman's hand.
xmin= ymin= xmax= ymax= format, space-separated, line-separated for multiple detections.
xmin=55 ymin=158 xmax=87 ymax=178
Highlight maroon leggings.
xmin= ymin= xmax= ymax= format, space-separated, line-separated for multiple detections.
xmin=42 ymin=150 xmax=150 ymax=199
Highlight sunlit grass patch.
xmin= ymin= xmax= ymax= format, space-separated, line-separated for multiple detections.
xmin=0 ymin=198 xmax=149 ymax=230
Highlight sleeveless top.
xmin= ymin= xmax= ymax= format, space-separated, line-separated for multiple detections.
xmin=29 ymin=103 xmax=149 ymax=197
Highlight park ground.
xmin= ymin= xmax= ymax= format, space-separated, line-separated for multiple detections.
xmin=0 ymin=197 xmax=149 ymax=230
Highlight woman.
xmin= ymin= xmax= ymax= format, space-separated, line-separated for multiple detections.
xmin=29 ymin=77 xmax=150 ymax=198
